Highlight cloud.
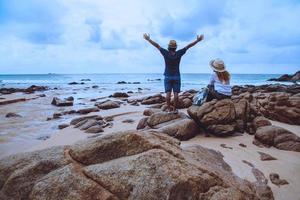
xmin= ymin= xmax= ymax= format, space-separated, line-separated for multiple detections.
xmin=0 ymin=0 xmax=65 ymax=44
xmin=0 ymin=0 xmax=299 ymax=74
xmin=159 ymin=0 xmax=227 ymax=40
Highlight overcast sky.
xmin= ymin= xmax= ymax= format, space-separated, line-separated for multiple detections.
xmin=0 ymin=0 xmax=299 ymax=74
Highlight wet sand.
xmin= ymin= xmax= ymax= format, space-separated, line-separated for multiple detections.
xmin=1 ymin=90 xmax=300 ymax=200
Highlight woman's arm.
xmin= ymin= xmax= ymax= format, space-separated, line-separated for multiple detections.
xmin=143 ymin=33 xmax=160 ymax=49
xmin=184 ymin=34 xmax=204 ymax=50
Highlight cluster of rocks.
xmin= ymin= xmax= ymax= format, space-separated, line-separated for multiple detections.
xmin=0 ymin=85 xmax=48 ymax=95
xmin=267 ymin=71 xmax=300 ymax=82
xmin=186 ymin=97 xmax=300 ymax=152
xmin=68 ymin=115 xmax=112 ymax=133
xmin=137 ymin=110 xmax=200 ymax=141
xmin=0 ymin=130 xmax=270 ymax=199
xmin=232 ymin=84 xmax=300 ymax=125
xmin=51 ymin=96 xmax=74 ymax=107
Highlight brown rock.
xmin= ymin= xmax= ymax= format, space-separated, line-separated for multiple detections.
xmin=269 ymin=173 xmax=289 ymax=186
xmin=70 ymin=115 xmax=99 ymax=125
xmin=141 ymin=94 xmax=165 ymax=105
xmin=137 ymin=112 xmax=200 ymax=140
xmin=239 ymin=143 xmax=247 ymax=148
xmin=255 ymin=125 xmax=300 ymax=152
xmin=95 ymin=100 xmax=120 ymax=110
xmin=158 ymin=118 xmax=200 ymax=141
xmin=122 ymin=119 xmax=134 ymax=124
xmin=58 ymin=124 xmax=69 ymax=129
xmin=85 ymin=125 xmax=104 ymax=133
xmin=258 ymin=152 xmax=277 ymax=161
xmin=143 ymin=108 xmax=161 ymax=116
xmin=76 ymin=107 xmax=99 ymax=115
xmin=0 ymin=98 xmax=26 ymax=105
xmin=188 ymin=99 xmax=239 ymax=136
xmin=110 ymin=92 xmax=129 ymax=98
xmin=5 ymin=112 xmax=22 ymax=118
xmin=252 ymin=116 xmax=272 ymax=130
xmin=136 ymin=117 xmax=148 ymax=130
xmin=220 ymin=144 xmax=233 ymax=149
xmin=0 ymin=147 xmax=70 ymax=200
xmin=146 ymin=112 xmax=184 ymax=128
xmin=51 ymin=97 xmax=73 ymax=107
xmin=0 ymin=131 xmax=265 ymax=200
xmin=79 ymin=119 xmax=99 ymax=130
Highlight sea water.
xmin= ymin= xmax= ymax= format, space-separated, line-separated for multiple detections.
xmin=0 ymin=73 xmax=288 ymax=93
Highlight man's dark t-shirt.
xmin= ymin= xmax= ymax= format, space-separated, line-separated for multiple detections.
xmin=159 ymin=48 xmax=187 ymax=77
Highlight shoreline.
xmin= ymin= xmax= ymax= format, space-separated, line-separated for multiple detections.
xmin=0 ymin=82 xmax=299 ymax=200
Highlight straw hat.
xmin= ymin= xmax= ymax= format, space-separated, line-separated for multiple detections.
xmin=209 ymin=58 xmax=226 ymax=72
xmin=168 ymin=40 xmax=177 ymax=48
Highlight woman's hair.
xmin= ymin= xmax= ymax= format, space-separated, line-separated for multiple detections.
xmin=215 ymin=70 xmax=230 ymax=83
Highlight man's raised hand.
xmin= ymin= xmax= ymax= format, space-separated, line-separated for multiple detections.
xmin=197 ymin=34 xmax=204 ymax=42
xmin=143 ymin=33 xmax=150 ymax=41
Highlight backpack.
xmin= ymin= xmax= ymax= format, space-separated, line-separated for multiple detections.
xmin=193 ymin=87 xmax=208 ymax=106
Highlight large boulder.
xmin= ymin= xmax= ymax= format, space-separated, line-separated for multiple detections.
xmin=0 ymin=130 xmax=266 ymax=199
xmin=137 ymin=111 xmax=200 ymax=140
xmin=0 ymin=146 xmax=70 ymax=200
xmin=254 ymin=125 xmax=300 ymax=152
xmin=188 ymin=99 xmax=254 ymax=136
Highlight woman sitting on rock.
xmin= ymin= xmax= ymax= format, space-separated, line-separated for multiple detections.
xmin=206 ymin=58 xmax=232 ymax=101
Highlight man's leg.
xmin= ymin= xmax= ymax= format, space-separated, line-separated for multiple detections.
xmin=173 ymin=92 xmax=179 ymax=112
xmin=164 ymin=77 xmax=172 ymax=112
xmin=166 ymin=92 xmax=171 ymax=111
xmin=172 ymin=77 xmax=180 ymax=113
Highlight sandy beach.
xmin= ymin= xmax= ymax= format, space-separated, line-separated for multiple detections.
xmin=0 ymin=83 xmax=300 ymax=200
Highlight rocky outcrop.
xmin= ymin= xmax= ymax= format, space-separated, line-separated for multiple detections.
xmin=187 ymin=98 xmax=256 ymax=136
xmin=254 ymin=125 xmax=300 ymax=152
xmin=232 ymin=84 xmax=300 ymax=95
xmin=268 ymin=71 xmax=300 ymax=82
xmin=95 ymin=100 xmax=120 ymax=110
xmin=51 ymin=97 xmax=74 ymax=107
xmin=137 ymin=111 xmax=201 ymax=140
xmin=232 ymin=85 xmax=300 ymax=125
xmin=0 ymin=85 xmax=48 ymax=95
xmin=0 ymin=130 xmax=265 ymax=200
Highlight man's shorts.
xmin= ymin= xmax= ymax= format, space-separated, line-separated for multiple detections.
xmin=164 ymin=76 xmax=181 ymax=93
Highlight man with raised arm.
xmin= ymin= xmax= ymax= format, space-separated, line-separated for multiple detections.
xmin=143 ymin=33 xmax=204 ymax=113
